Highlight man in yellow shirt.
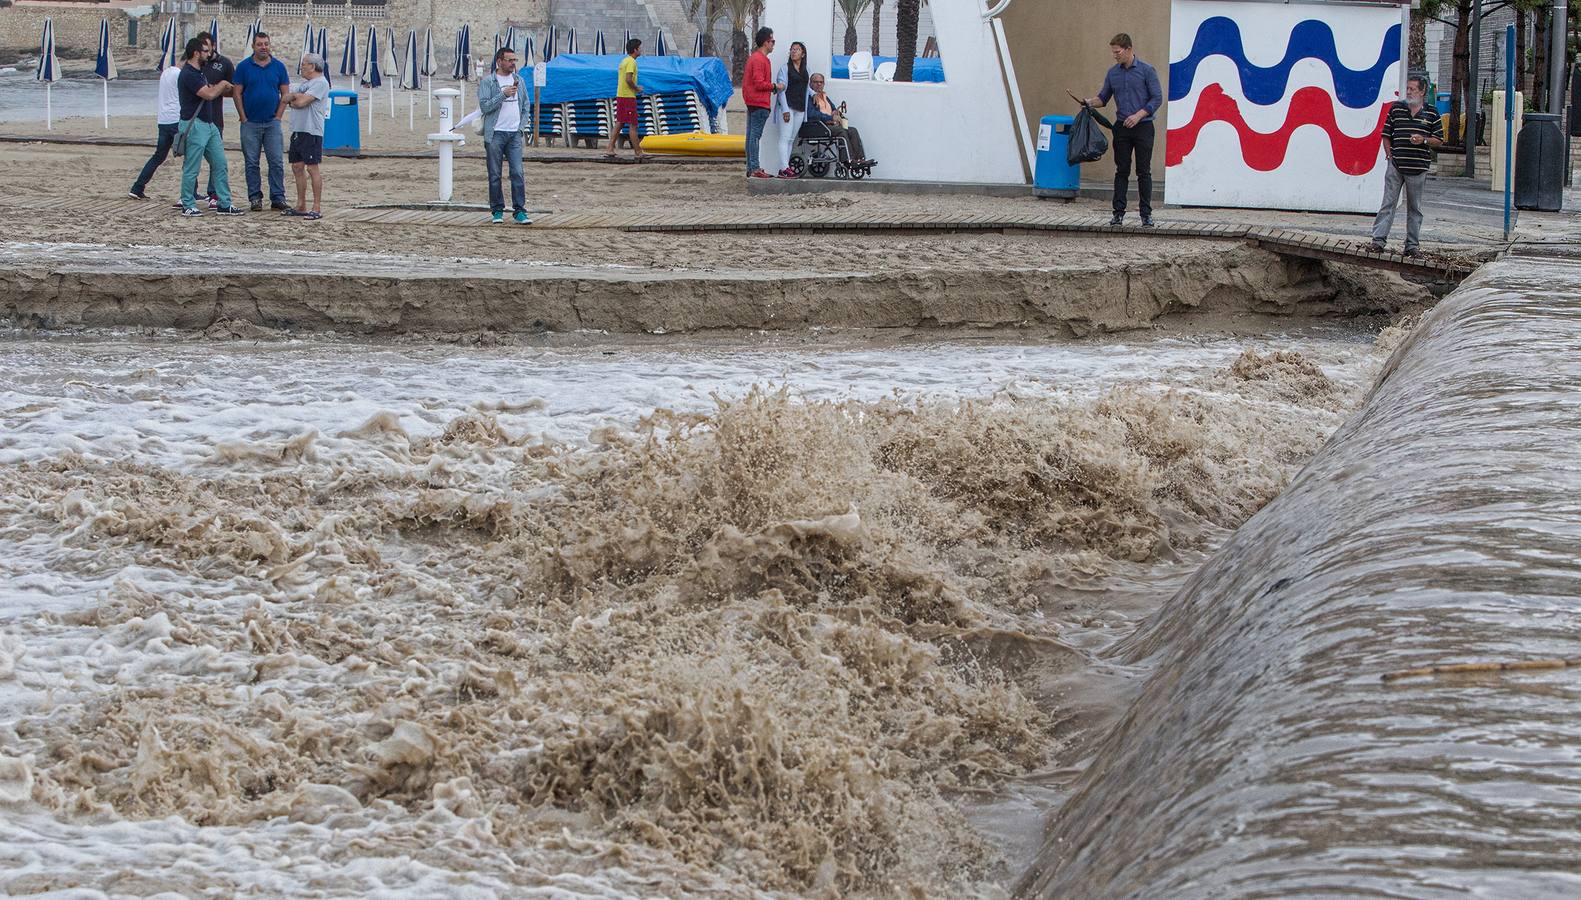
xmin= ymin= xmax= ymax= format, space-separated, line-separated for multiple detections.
xmin=605 ymin=38 xmax=646 ymax=160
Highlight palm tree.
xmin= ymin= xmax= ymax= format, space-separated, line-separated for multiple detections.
xmin=870 ymin=0 xmax=885 ymax=56
xmin=894 ymin=0 xmax=919 ymax=81
xmin=722 ymin=0 xmax=753 ymax=84
xmin=836 ymin=0 xmax=872 ymax=56
xmin=685 ymin=0 xmax=726 ymax=58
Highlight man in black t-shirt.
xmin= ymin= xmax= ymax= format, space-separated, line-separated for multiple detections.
xmin=1369 ymin=75 xmax=1443 ymax=258
xmin=200 ymin=37 xmax=238 ymax=208
xmin=176 ymin=34 xmax=244 ymax=217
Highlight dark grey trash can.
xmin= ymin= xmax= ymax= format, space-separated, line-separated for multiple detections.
xmin=1514 ymin=113 xmax=1564 ymax=211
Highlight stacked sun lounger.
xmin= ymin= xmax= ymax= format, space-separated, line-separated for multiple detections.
xmin=533 ymin=102 xmax=565 ymax=143
xmin=636 ymin=96 xmax=660 ymax=139
xmin=565 ymin=98 xmax=611 ymax=142
xmin=651 ymin=90 xmax=701 ymax=135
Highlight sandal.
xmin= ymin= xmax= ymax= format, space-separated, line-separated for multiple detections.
xmin=303 ymin=211 xmax=322 ymax=221
xmin=281 ymin=207 xmax=303 ymax=216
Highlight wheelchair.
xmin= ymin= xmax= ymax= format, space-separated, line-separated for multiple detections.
xmin=786 ymin=121 xmax=876 ymax=180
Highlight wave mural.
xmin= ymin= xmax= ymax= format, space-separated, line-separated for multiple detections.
xmin=1169 ymin=16 xmax=1401 ymax=108
xmin=1164 ymin=0 xmax=1403 ymax=212
xmin=1167 ymin=84 xmax=1388 ymax=174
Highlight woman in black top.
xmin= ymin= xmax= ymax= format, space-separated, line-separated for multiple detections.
xmin=774 ymin=41 xmax=811 ymax=177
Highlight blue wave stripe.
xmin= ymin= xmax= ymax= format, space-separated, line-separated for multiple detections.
xmin=1170 ymin=17 xmax=1401 ymax=108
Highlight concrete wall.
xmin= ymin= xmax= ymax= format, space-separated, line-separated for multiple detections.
xmin=1 ymin=4 xmax=140 ymax=60
xmin=761 ymin=0 xmax=1027 ymax=184
xmin=0 ymin=2 xmax=553 ymax=71
xmin=999 ymin=0 xmax=1170 ymax=183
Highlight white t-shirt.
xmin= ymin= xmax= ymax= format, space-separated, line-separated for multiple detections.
xmin=156 ymin=64 xmax=182 ymax=125
xmin=493 ymin=74 xmax=521 ymax=133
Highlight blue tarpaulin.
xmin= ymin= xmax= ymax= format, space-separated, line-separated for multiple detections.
xmin=830 ymin=54 xmax=945 ymax=83
xmin=536 ymin=54 xmax=734 ymax=116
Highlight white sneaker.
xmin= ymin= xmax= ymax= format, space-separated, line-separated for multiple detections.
xmin=181 ymin=207 xmax=203 ymax=218
xmin=207 ymin=196 xmax=220 ymax=210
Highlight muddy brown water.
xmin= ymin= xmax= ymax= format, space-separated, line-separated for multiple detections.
xmin=1018 ymin=252 xmax=1581 ymax=898
xmin=0 ymin=318 xmax=1399 ymax=895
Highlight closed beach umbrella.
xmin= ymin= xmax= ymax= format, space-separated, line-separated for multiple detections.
xmin=244 ymin=19 xmax=262 ymax=52
xmin=159 ymin=17 xmax=180 ymax=69
xmin=421 ymin=27 xmax=436 ymax=115
xmin=452 ymin=24 xmax=471 ymax=115
xmin=624 ymin=29 xmax=633 ymax=52
xmin=339 ymin=27 xmax=359 ymax=131
xmin=36 ymin=17 xmax=59 ymax=130
xmin=694 ymin=32 xmax=705 ymax=58
xmin=95 ymin=18 xmax=117 ymax=129
xmin=655 ymin=29 xmax=668 ymax=57
xmin=594 ymin=30 xmax=607 ymax=56
xmin=208 ymin=17 xmax=221 ymax=52
xmin=301 ymin=21 xmax=314 ymax=67
xmin=386 ymin=26 xmax=400 ymax=116
xmin=567 ymin=28 xmax=577 ymax=55
xmin=451 ymin=24 xmax=471 ymax=80
xmin=316 ymin=27 xmax=331 ymax=87
xmin=362 ymin=26 xmax=382 ymax=134
xmin=523 ymin=34 xmax=535 ymax=68
xmin=546 ymin=25 xmax=557 ymax=61
xmin=401 ymin=30 xmax=420 ymax=129
xmin=340 ymin=26 xmax=360 ymax=80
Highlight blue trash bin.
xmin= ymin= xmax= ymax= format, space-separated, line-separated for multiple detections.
xmin=324 ymin=90 xmax=360 ymax=157
xmin=1034 ymin=114 xmax=1078 ymax=200
xmin=1435 ymin=91 xmax=1451 ymax=116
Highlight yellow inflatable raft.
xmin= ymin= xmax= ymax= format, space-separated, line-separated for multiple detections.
xmin=639 ymin=132 xmax=746 ymax=157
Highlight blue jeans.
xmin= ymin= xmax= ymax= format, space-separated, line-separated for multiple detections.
xmin=746 ymin=107 xmax=770 ymax=174
xmin=240 ymin=118 xmax=286 ymax=205
xmin=180 ymin=119 xmax=232 ymax=210
xmin=486 ymin=129 xmax=525 ymax=214
xmin=131 ymin=122 xmax=178 ymax=196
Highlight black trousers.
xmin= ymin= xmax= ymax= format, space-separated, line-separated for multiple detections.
xmin=1112 ymin=120 xmax=1154 ymax=218
xmin=830 ymin=124 xmax=866 ymax=162
xmin=131 ymin=122 xmax=178 ymax=196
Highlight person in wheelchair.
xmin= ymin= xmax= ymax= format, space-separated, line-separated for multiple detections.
xmin=802 ymin=74 xmax=874 ymax=170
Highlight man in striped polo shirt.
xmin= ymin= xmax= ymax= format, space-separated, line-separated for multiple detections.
xmin=1368 ymin=75 xmax=1442 ymax=258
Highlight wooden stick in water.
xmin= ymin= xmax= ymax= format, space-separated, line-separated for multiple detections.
xmin=1381 ymin=657 xmax=1581 ymax=683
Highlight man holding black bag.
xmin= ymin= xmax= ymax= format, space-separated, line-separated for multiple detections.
xmin=1083 ymin=33 xmax=1162 ymax=227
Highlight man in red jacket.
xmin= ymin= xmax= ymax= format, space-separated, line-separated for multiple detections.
xmin=743 ymin=26 xmax=783 ymax=178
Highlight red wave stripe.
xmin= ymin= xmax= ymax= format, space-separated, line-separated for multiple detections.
xmin=1167 ymin=84 xmax=1390 ymax=175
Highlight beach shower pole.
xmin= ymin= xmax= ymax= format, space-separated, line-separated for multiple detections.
xmin=428 ymin=88 xmax=465 ymax=203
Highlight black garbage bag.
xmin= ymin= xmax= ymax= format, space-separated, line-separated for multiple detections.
xmin=1067 ymin=105 xmax=1111 ymax=165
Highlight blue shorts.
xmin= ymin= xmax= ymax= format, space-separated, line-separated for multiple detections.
xmin=288 ymin=132 xmax=323 ymax=166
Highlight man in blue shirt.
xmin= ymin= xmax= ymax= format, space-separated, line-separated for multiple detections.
xmin=233 ymin=31 xmax=292 ymax=211
xmin=1084 ymin=33 xmax=1163 ymax=227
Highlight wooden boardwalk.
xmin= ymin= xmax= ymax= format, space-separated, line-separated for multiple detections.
xmin=9 ymin=195 xmax=1477 ymax=280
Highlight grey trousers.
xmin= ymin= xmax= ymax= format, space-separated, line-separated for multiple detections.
xmin=1371 ymin=163 xmax=1427 ymax=250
